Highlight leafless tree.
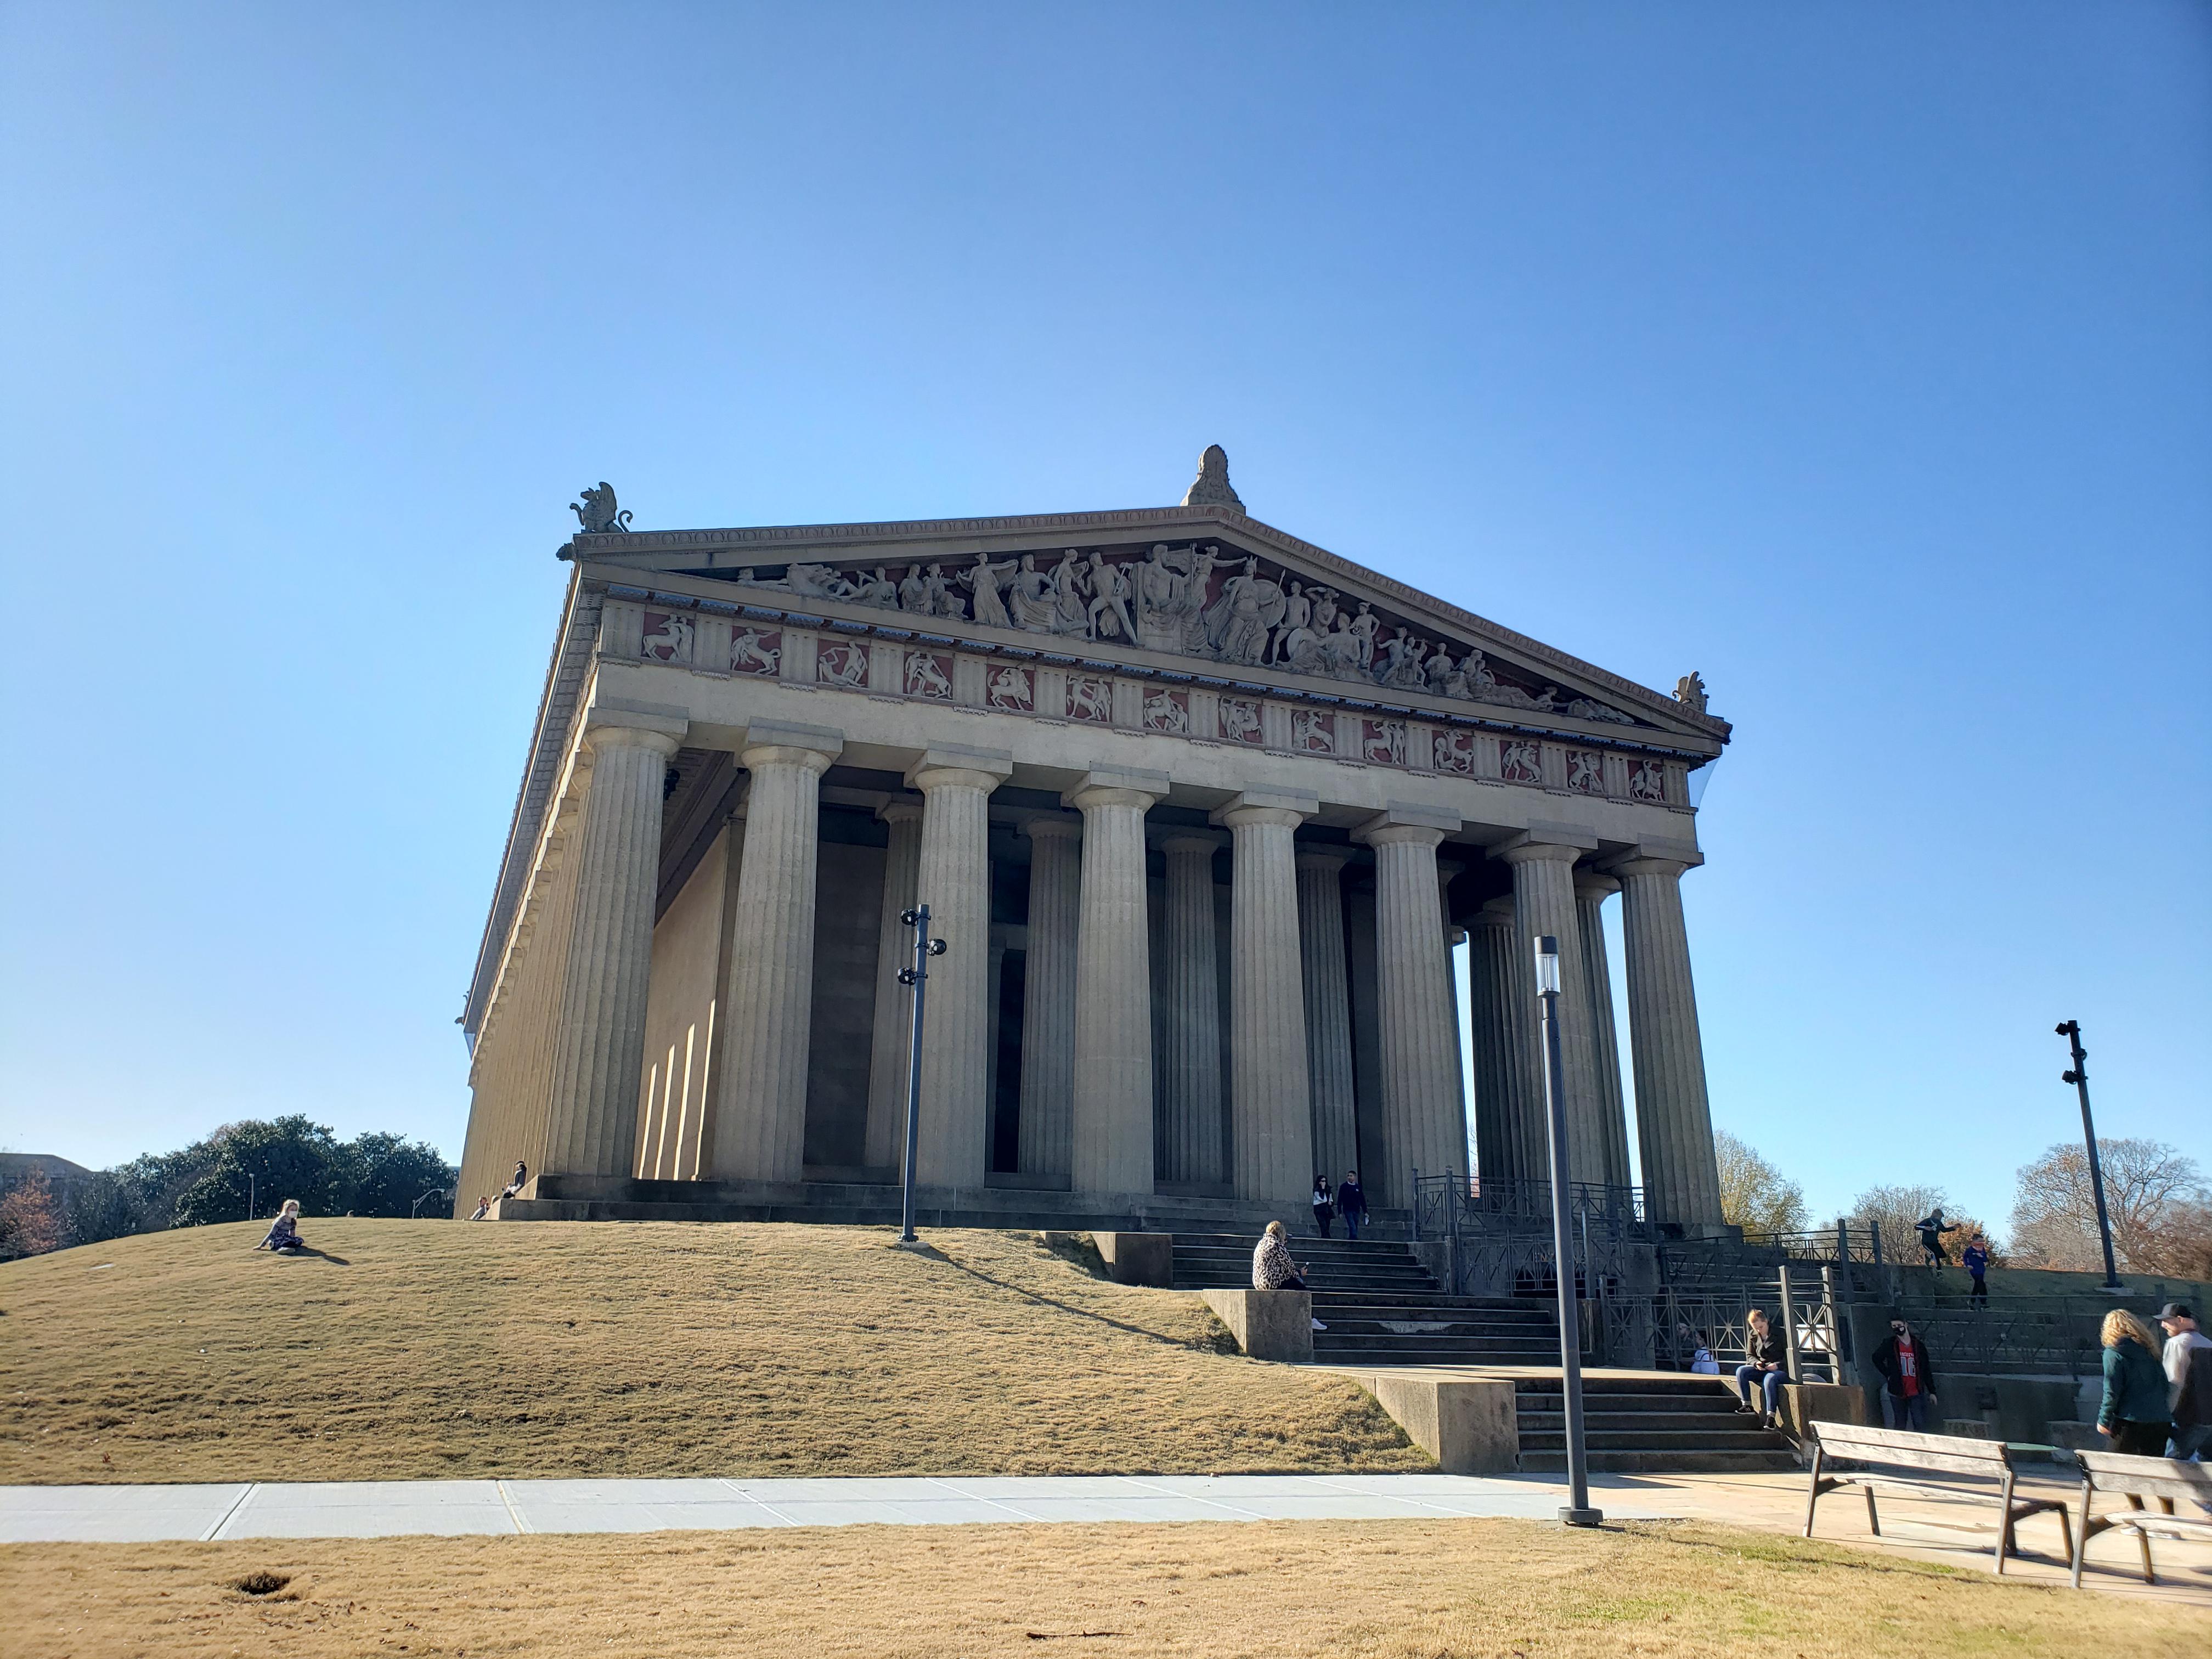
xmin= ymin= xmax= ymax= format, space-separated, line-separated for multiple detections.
xmin=2009 ymin=1138 xmax=2212 ymax=1277
xmin=1848 ymin=1182 xmax=2001 ymax=1265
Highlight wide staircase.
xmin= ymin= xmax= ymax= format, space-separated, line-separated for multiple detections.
xmin=1170 ymin=1232 xmax=1799 ymax=1471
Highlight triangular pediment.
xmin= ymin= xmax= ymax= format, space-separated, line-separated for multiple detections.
xmin=562 ymin=504 xmax=1727 ymax=745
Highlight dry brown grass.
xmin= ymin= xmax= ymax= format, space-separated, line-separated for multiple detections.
xmin=0 ymin=1221 xmax=1426 ymax=1483
xmin=9 ymin=1517 xmax=2200 ymax=1659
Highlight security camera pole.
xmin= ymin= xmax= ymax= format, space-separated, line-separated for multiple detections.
xmin=2055 ymin=1020 xmax=2123 ymax=1290
xmin=1536 ymin=935 xmax=1600 ymax=1527
xmin=898 ymin=905 xmax=947 ymax=1244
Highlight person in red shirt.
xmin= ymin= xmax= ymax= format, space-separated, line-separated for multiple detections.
xmin=1873 ymin=1316 xmax=1938 ymax=1432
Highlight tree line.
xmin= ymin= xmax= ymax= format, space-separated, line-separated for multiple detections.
xmin=1716 ymin=1130 xmax=2212 ymax=1278
xmin=0 ymin=1116 xmax=458 ymax=1257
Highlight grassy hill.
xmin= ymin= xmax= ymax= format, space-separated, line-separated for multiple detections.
xmin=0 ymin=1220 xmax=1425 ymax=1484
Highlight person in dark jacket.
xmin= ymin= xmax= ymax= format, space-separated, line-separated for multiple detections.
xmin=1311 ymin=1177 xmax=1335 ymax=1238
xmin=1335 ymin=1172 xmax=1368 ymax=1241
xmin=253 ymin=1199 xmax=307 ymax=1254
xmin=2159 ymin=1303 xmax=2212 ymax=1463
xmin=1961 ymin=1235 xmax=1990 ymax=1307
xmin=2097 ymin=1308 xmax=2174 ymax=1455
xmin=501 ymin=1160 xmax=528 ymax=1199
xmin=1734 ymin=1308 xmax=1787 ymax=1426
xmin=1872 ymin=1316 xmax=1939 ymax=1432
xmin=1914 ymin=1209 xmax=1957 ymax=1269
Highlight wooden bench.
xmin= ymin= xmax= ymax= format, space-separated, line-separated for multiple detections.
xmin=2069 ymin=1449 xmax=2212 ymax=1588
xmin=1804 ymin=1421 xmax=2072 ymax=1574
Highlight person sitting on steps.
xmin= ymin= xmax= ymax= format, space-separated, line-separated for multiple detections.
xmin=1252 ymin=1220 xmax=1327 ymax=1333
xmin=501 ymin=1161 xmax=528 ymax=1199
xmin=1734 ymin=1307 xmax=1786 ymax=1427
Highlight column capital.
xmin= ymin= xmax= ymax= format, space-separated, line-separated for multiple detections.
xmin=1156 ymin=828 xmax=1227 ymax=854
xmin=877 ymin=797 xmax=924 ymax=827
xmin=1491 ymin=821 xmax=1599 ymax=866
xmin=1063 ymin=765 xmax=1169 ymax=812
xmin=1599 ymin=836 xmax=1704 ymax=877
xmin=1209 ymin=788 xmax=1319 ymax=831
xmin=1470 ymin=896 xmax=1516 ymax=932
xmin=1018 ymin=810 xmax=1082 ymax=843
xmin=1573 ymin=871 xmax=1622 ymax=902
xmin=1294 ymin=847 xmax=1351 ymax=874
xmin=583 ymin=703 xmax=687 ymax=755
xmin=740 ymin=720 xmax=843 ymax=772
xmin=906 ymin=744 xmax=1013 ymax=794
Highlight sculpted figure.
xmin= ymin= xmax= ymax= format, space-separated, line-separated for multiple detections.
xmin=1007 ymin=554 xmax=1056 ymax=632
xmin=1205 ymin=557 xmax=1286 ymax=666
xmin=851 ymin=567 xmax=899 ymax=609
xmin=1049 ymin=550 xmax=1091 ymax=636
xmin=923 ymin=565 xmax=968 ymax=620
xmin=1133 ymin=544 xmax=1188 ymax=652
xmin=571 ymin=482 xmax=631 ymax=534
xmin=1567 ymin=751 xmax=1602 ymax=792
xmin=1424 ymin=641 xmax=1455 ymax=696
xmin=1363 ymin=721 xmax=1406 ymax=766
xmin=1310 ymin=586 xmax=1339 ymax=632
xmin=986 ymin=665 xmax=1034 ymax=709
xmin=897 ymin=565 xmax=932 ymax=613
xmin=1629 ymin=761 xmax=1667 ymax=802
xmin=1348 ymin=602 xmax=1378 ymax=669
xmin=1565 ymin=696 xmax=1632 ymax=725
xmin=1220 ymin=697 xmax=1262 ymax=743
xmin=1291 ymin=708 xmax=1334 ymax=754
xmin=730 ymin=628 xmax=780 ymax=675
xmin=1269 ymin=581 xmax=1311 ymax=665
xmin=1501 ymin=740 xmax=1542 ymax=783
xmin=905 ymin=653 xmax=952 ymax=698
xmin=1674 ymin=671 xmax=1709 ymax=714
xmin=786 ymin=563 xmax=856 ymax=602
xmin=1317 ymin=614 xmax=1364 ymax=679
xmin=1177 ymin=545 xmax=1224 ymax=654
xmin=818 ymin=643 xmax=868 ymax=688
xmin=1085 ymin=550 xmax=1136 ymax=642
xmin=1142 ymin=690 xmax=1189 ymax=733
xmin=963 ymin=553 xmax=1018 ymax=630
xmin=1067 ymin=675 xmax=1111 ymax=721
xmin=642 ymin=612 xmax=692 ymax=661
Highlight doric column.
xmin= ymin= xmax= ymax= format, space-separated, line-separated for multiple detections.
xmin=1295 ymin=849 xmax=1358 ymax=1190
xmin=1466 ymin=900 xmax=1536 ymax=1183
xmin=1574 ymin=872 xmax=1633 ymax=1190
xmin=1065 ymin=767 xmax=1168 ymax=1196
xmin=1214 ymin=791 xmax=1317 ymax=1204
xmin=1354 ymin=804 xmax=1466 ymax=1210
xmin=863 ymin=798 xmax=924 ymax=1171
xmin=905 ymin=747 xmax=1012 ymax=1190
xmin=1494 ymin=830 xmax=1607 ymax=1189
xmin=1016 ymin=814 xmax=1081 ymax=1178
xmin=1156 ymin=832 xmax=1225 ymax=1184
xmin=711 ymin=721 xmax=843 ymax=1182
xmin=1606 ymin=847 xmax=1724 ymax=1228
xmin=541 ymin=708 xmax=686 ymax=1177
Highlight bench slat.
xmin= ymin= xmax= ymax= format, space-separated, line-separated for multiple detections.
xmin=2076 ymin=1448 xmax=2212 ymax=1502
xmin=1812 ymin=1423 xmax=2015 ymax=1479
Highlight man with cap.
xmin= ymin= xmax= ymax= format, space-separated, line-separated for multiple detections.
xmin=2158 ymin=1302 xmax=2212 ymax=1464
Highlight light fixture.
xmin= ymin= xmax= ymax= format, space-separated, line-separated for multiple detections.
xmin=1533 ymin=934 xmax=1561 ymax=995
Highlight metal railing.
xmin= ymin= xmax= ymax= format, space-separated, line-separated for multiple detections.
xmin=1410 ymin=1171 xmax=1649 ymax=1243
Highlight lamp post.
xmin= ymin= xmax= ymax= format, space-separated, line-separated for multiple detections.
xmin=2055 ymin=1019 xmax=2123 ymax=1290
xmin=1535 ymin=934 xmax=1601 ymax=1528
xmin=897 ymin=904 xmax=947 ymax=1245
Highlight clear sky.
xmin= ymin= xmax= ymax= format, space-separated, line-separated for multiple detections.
xmin=3 ymin=4 xmax=2206 ymax=1233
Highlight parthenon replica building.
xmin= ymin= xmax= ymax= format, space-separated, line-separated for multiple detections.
xmin=458 ymin=451 xmax=1731 ymax=1233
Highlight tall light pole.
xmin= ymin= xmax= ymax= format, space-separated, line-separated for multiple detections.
xmin=897 ymin=905 xmax=946 ymax=1245
xmin=2055 ymin=1019 xmax=2123 ymax=1290
xmin=1536 ymin=935 xmax=1601 ymax=1528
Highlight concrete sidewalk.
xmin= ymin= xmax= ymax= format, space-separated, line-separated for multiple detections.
xmin=0 ymin=1472 xmax=1686 ymax=1543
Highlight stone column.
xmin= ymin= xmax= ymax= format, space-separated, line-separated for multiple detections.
xmin=1016 ymin=814 xmax=1081 ymax=1178
xmin=1575 ymin=872 xmax=1633 ymax=1190
xmin=907 ymin=747 xmax=1013 ymax=1190
xmin=1156 ymin=832 xmax=1225 ymax=1184
xmin=541 ymin=708 xmax=686 ymax=1178
xmin=711 ymin=721 xmax=843 ymax=1183
xmin=1354 ymin=804 xmax=1466 ymax=1210
xmin=1214 ymin=791 xmax=1317 ymax=1204
xmin=1295 ymin=850 xmax=1358 ymax=1189
xmin=1465 ymin=900 xmax=1535 ymax=1184
xmin=1065 ymin=767 xmax=1168 ymax=1197
xmin=863 ymin=798 xmax=924 ymax=1172
xmin=1607 ymin=848 xmax=1724 ymax=1228
xmin=1494 ymin=831 xmax=1607 ymax=1190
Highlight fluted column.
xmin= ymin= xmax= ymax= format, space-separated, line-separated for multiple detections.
xmin=541 ymin=710 xmax=686 ymax=1177
xmin=1355 ymin=806 xmax=1466 ymax=1210
xmin=1066 ymin=767 xmax=1167 ymax=1196
xmin=1574 ymin=872 xmax=1633 ymax=1190
xmin=1295 ymin=850 xmax=1358 ymax=1188
xmin=712 ymin=722 xmax=843 ymax=1182
xmin=1017 ymin=814 xmax=1081 ymax=1178
xmin=863 ymin=799 xmax=924 ymax=1171
xmin=1608 ymin=851 xmax=1724 ymax=1228
xmin=1156 ymin=832 xmax=1225 ymax=1184
xmin=907 ymin=748 xmax=1012 ymax=1189
xmin=1214 ymin=792 xmax=1317 ymax=1204
xmin=1495 ymin=834 xmax=1607 ymax=1189
xmin=1466 ymin=900 xmax=1536 ymax=1183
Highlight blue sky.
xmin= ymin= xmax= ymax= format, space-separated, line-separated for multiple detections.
xmin=3 ymin=4 xmax=2205 ymax=1233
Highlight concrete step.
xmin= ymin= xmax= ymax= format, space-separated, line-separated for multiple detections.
xmin=1519 ymin=1428 xmax=1795 ymax=1453
xmin=1517 ymin=1410 xmax=1763 ymax=1434
xmin=1519 ymin=1450 xmax=1802 ymax=1474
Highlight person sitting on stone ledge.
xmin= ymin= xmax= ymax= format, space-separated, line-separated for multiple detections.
xmin=501 ymin=1160 xmax=528 ymax=1199
xmin=467 ymin=1195 xmax=492 ymax=1221
xmin=1734 ymin=1307 xmax=1787 ymax=1427
xmin=1253 ymin=1220 xmax=1327 ymax=1333
xmin=253 ymin=1199 xmax=307 ymax=1254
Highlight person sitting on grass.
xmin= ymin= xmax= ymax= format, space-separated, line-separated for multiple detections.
xmin=2096 ymin=1308 xmax=2173 ymax=1457
xmin=1733 ymin=1307 xmax=1786 ymax=1427
xmin=253 ymin=1199 xmax=307 ymax=1254
xmin=1252 ymin=1220 xmax=1327 ymax=1333
xmin=467 ymin=1195 xmax=492 ymax=1221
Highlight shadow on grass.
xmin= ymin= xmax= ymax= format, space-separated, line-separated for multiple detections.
xmin=264 ymin=1248 xmax=352 ymax=1266
xmin=918 ymin=1248 xmax=1231 ymax=1353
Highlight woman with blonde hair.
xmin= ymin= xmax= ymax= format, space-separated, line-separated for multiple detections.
xmin=253 ymin=1199 xmax=306 ymax=1255
xmin=1251 ymin=1220 xmax=1327 ymax=1333
xmin=2097 ymin=1308 xmax=2172 ymax=1455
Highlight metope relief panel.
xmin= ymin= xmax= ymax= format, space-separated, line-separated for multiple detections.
xmin=904 ymin=650 xmax=954 ymax=701
xmin=1627 ymin=758 xmax=1668 ymax=804
xmin=984 ymin=663 xmax=1035 ymax=712
xmin=816 ymin=640 xmax=870 ymax=690
xmin=1564 ymin=748 xmax=1605 ymax=795
xmin=1218 ymin=696 xmax=1263 ymax=745
xmin=1499 ymin=738 xmax=1543 ymax=786
xmin=1142 ymin=687 xmax=1191 ymax=734
xmin=1359 ymin=719 xmax=1407 ymax=768
xmin=1291 ymin=708 xmax=1336 ymax=756
xmin=729 ymin=625 xmax=782 ymax=676
xmin=1065 ymin=673 xmax=1113 ymax=724
xmin=1433 ymin=728 xmax=1476 ymax=775
xmin=640 ymin=610 xmax=696 ymax=666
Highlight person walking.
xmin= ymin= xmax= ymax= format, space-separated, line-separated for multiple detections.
xmin=2157 ymin=1303 xmax=2212 ymax=1463
xmin=1961 ymin=1234 xmax=1990 ymax=1307
xmin=1733 ymin=1308 xmax=1787 ymax=1427
xmin=1310 ymin=1177 xmax=1335 ymax=1238
xmin=2096 ymin=1308 xmax=2174 ymax=1456
xmin=1335 ymin=1171 xmax=1368 ymax=1241
xmin=1872 ymin=1315 xmax=1939 ymax=1432
xmin=1252 ymin=1220 xmax=1326 ymax=1332
xmin=1913 ymin=1208 xmax=1957 ymax=1269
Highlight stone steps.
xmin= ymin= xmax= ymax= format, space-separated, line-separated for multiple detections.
xmin=1509 ymin=1376 xmax=1798 ymax=1472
